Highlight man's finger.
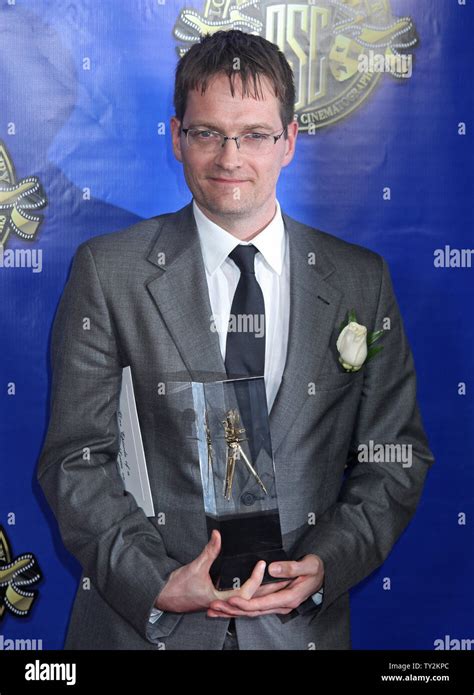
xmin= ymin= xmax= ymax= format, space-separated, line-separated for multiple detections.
xmin=207 ymin=609 xmax=233 ymax=618
xmin=238 ymin=560 xmax=267 ymax=599
xmin=268 ymin=555 xmax=321 ymax=579
xmin=211 ymin=560 xmax=266 ymax=602
xmin=207 ymin=605 xmax=294 ymax=618
xmin=209 ymin=581 xmax=300 ymax=614
xmin=196 ymin=530 xmax=221 ymax=572
xmin=208 ymin=602 xmax=237 ymax=616
xmin=253 ymin=579 xmax=292 ymax=597
xmin=225 ymin=583 xmax=304 ymax=613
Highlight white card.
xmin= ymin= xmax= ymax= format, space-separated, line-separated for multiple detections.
xmin=117 ymin=366 xmax=155 ymax=518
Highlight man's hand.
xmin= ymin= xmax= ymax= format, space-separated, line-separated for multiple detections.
xmin=207 ymin=554 xmax=324 ymax=618
xmin=154 ymin=530 xmax=291 ymax=613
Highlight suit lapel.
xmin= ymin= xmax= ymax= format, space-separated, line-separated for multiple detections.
xmin=268 ymin=213 xmax=342 ymax=453
xmin=145 ymin=202 xmax=227 ymax=380
xmin=145 ymin=201 xmax=343 ymax=453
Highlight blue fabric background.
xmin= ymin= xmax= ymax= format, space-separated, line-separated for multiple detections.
xmin=0 ymin=0 xmax=472 ymax=649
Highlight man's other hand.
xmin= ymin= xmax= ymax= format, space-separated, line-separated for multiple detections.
xmin=153 ymin=530 xmax=292 ymax=614
xmin=207 ymin=553 xmax=324 ymax=618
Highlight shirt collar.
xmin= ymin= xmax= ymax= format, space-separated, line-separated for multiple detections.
xmin=192 ymin=197 xmax=286 ymax=276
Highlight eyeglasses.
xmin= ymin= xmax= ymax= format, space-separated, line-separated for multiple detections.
xmin=180 ymin=126 xmax=287 ymax=154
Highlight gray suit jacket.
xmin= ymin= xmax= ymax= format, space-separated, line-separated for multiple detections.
xmin=37 ymin=200 xmax=434 ymax=650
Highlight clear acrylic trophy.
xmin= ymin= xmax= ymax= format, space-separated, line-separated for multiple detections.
xmin=189 ymin=376 xmax=288 ymax=590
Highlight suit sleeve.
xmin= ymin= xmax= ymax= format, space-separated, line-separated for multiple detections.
xmin=37 ymin=242 xmax=183 ymax=643
xmin=292 ymin=255 xmax=435 ymax=616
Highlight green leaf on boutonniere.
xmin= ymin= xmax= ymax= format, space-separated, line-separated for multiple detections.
xmin=367 ymin=329 xmax=384 ymax=346
xmin=366 ymin=344 xmax=384 ymax=362
xmin=339 ymin=308 xmax=357 ymax=334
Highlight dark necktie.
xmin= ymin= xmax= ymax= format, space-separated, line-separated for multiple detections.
xmin=224 ymin=244 xmax=266 ymax=379
xmin=224 ymin=246 xmax=269 ymax=630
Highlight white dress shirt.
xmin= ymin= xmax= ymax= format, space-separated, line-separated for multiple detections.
xmin=192 ymin=196 xmax=290 ymax=413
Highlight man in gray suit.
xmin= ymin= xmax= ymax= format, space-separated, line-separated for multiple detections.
xmin=37 ymin=30 xmax=434 ymax=650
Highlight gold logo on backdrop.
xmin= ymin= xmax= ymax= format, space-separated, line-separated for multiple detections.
xmin=0 ymin=141 xmax=47 ymax=248
xmin=173 ymin=0 xmax=418 ymax=130
xmin=0 ymin=526 xmax=42 ymax=621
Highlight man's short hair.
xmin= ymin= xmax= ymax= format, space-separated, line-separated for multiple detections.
xmin=173 ymin=29 xmax=295 ymax=136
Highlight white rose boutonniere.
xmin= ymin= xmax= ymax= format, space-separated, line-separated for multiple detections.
xmin=337 ymin=309 xmax=384 ymax=372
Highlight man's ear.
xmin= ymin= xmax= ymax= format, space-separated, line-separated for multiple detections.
xmin=170 ymin=116 xmax=183 ymax=163
xmin=282 ymin=119 xmax=298 ymax=168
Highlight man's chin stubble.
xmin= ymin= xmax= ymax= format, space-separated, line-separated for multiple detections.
xmin=201 ymin=200 xmax=255 ymax=218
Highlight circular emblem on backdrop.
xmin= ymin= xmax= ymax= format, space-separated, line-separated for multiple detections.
xmin=173 ymin=0 xmax=418 ymax=131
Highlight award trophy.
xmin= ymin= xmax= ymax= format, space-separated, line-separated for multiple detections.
xmin=190 ymin=376 xmax=288 ymax=590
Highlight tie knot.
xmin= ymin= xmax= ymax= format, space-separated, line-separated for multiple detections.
xmin=228 ymin=244 xmax=258 ymax=274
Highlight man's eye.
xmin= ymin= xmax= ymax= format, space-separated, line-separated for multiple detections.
xmin=196 ymin=130 xmax=215 ymax=138
xmin=244 ymin=133 xmax=268 ymax=140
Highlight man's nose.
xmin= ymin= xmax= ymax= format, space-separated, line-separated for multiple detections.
xmin=214 ymin=138 xmax=243 ymax=168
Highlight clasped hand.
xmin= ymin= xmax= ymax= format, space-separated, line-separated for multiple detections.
xmin=154 ymin=530 xmax=324 ymax=618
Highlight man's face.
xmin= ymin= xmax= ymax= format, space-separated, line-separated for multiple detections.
xmin=171 ymin=72 xmax=298 ymax=223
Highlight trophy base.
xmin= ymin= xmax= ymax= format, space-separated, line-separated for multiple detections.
xmin=206 ymin=511 xmax=289 ymax=591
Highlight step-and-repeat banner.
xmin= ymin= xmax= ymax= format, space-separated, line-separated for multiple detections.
xmin=0 ymin=0 xmax=472 ymax=650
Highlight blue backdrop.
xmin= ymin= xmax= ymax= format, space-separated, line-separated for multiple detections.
xmin=0 ymin=0 xmax=472 ymax=650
